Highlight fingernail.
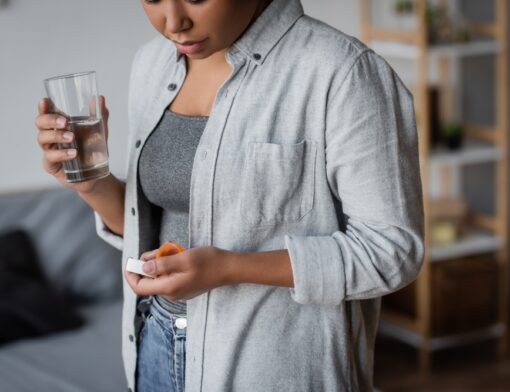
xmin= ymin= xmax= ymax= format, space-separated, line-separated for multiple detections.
xmin=67 ymin=149 xmax=76 ymax=157
xmin=143 ymin=261 xmax=155 ymax=273
xmin=56 ymin=117 xmax=66 ymax=128
xmin=63 ymin=132 xmax=73 ymax=141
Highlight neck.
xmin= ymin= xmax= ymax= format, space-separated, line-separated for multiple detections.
xmin=187 ymin=0 xmax=273 ymax=69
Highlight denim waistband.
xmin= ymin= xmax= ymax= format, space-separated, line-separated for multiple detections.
xmin=154 ymin=295 xmax=187 ymax=317
xmin=139 ymin=296 xmax=187 ymax=337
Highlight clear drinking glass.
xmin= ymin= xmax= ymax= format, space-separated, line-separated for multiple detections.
xmin=44 ymin=71 xmax=110 ymax=183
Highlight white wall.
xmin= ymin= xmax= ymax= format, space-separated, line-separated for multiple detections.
xmin=0 ymin=0 xmax=155 ymax=192
xmin=0 ymin=0 xmax=356 ymax=193
xmin=303 ymin=0 xmax=359 ymax=37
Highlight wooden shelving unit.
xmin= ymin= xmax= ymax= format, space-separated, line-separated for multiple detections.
xmin=359 ymin=0 xmax=509 ymax=373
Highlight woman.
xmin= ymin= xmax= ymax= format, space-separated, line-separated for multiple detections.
xmin=35 ymin=0 xmax=425 ymax=391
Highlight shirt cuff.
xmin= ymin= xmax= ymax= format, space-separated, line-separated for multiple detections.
xmin=94 ymin=211 xmax=124 ymax=251
xmin=284 ymin=234 xmax=345 ymax=305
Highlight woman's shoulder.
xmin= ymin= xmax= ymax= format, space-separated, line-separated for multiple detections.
xmin=291 ymin=15 xmax=370 ymax=66
xmin=296 ymin=15 xmax=406 ymax=88
xmin=279 ymin=15 xmax=397 ymax=90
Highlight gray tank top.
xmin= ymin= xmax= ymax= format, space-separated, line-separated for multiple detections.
xmin=138 ymin=109 xmax=209 ymax=315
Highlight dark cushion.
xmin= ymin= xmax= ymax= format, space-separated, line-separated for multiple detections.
xmin=0 ymin=188 xmax=122 ymax=303
xmin=0 ymin=229 xmax=84 ymax=345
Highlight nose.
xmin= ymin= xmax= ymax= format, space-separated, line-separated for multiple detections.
xmin=164 ymin=1 xmax=192 ymax=35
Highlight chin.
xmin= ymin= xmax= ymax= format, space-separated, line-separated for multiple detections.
xmin=185 ymin=51 xmax=213 ymax=60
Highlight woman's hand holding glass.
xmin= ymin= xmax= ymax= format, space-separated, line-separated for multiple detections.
xmin=35 ymin=95 xmax=110 ymax=194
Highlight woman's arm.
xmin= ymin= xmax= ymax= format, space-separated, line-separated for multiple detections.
xmin=281 ymin=50 xmax=425 ymax=305
xmin=79 ymin=174 xmax=126 ymax=236
xmin=227 ymin=250 xmax=294 ymax=288
xmin=124 ymin=246 xmax=294 ymax=300
xmin=35 ymin=93 xmax=127 ymax=246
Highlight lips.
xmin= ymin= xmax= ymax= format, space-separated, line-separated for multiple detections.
xmin=175 ymin=39 xmax=205 ymax=45
xmin=172 ymin=38 xmax=207 ymax=55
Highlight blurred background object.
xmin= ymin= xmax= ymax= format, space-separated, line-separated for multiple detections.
xmin=360 ymin=0 xmax=510 ymax=389
xmin=429 ymin=197 xmax=468 ymax=245
xmin=0 ymin=188 xmax=125 ymax=390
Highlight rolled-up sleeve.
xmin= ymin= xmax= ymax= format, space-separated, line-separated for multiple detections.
xmin=95 ymin=211 xmax=124 ymax=251
xmin=284 ymin=50 xmax=425 ymax=305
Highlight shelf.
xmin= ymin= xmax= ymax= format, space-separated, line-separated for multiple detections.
xmin=368 ymin=39 xmax=501 ymax=60
xmin=429 ymin=138 xmax=502 ymax=167
xmin=378 ymin=319 xmax=506 ymax=351
xmin=361 ymin=0 xmax=509 ymax=373
xmin=381 ymin=308 xmax=419 ymax=332
xmin=430 ymin=228 xmax=503 ymax=262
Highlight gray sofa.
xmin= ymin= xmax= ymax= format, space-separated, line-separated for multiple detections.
xmin=0 ymin=187 xmax=127 ymax=391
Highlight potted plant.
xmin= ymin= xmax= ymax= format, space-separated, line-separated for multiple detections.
xmin=453 ymin=26 xmax=471 ymax=43
xmin=427 ymin=4 xmax=453 ymax=44
xmin=441 ymin=121 xmax=464 ymax=150
xmin=394 ymin=0 xmax=415 ymax=30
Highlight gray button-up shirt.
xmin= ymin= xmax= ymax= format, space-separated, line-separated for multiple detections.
xmin=95 ymin=0 xmax=425 ymax=390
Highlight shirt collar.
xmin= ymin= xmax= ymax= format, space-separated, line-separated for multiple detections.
xmin=174 ymin=0 xmax=304 ymax=65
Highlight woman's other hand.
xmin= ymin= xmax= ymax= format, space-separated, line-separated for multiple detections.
xmin=35 ymin=95 xmax=110 ymax=194
xmin=125 ymin=246 xmax=235 ymax=301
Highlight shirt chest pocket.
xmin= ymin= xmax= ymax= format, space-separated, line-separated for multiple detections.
xmin=239 ymin=139 xmax=317 ymax=226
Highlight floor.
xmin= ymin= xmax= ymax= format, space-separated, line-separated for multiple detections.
xmin=373 ymin=335 xmax=510 ymax=391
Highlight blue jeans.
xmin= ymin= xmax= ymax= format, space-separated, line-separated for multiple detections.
xmin=135 ymin=296 xmax=187 ymax=392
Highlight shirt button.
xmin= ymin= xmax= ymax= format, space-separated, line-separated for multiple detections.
xmin=129 ymin=334 xmax=134 ymax=342
xmin=175 ymin=317 xmax=187 ymax=329
xmin=253 ymin=53 xmax=261 ymax=60
xmin=201 ymin=150 xmax=207 ymax=160
xmin=135 ymin=140 xmax=141 ymax=148
xmin=168 ymin=83 xmax=177 ymax=91
xmin=131 ymin=208 xmax=136 ymax=216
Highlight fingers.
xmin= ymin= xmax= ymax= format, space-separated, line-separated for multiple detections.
xmin=38 ymin=97 xmax=54 ymax=115
xmin=124 ymin=270 xmax=176 ymax=297
xmin=35 ymin=112 xmax=68 ymax=131
xmin=88 ymin=95 xmax=109 ymax=120
xmin=35 ymin=99 xmax=73 ymax=152
xmin=140 ymin=249 xmax=158 ymax=261
xmin=44 ymin=147 xmax=77 ymax=163
xmin=124 ymin=271 xmax=144 ymax=293
xmin=38 ymin=128 xmax=74 ymax=147
xmin=138 ymin=250 xmax=176 ymax=277
xmin=36 ymin=97 xmax=76 ymax=179
xmin=138 ymin=250 xmax=171 ymax=283
xmin=99 ymin=95 xmax=109 ymax=141
xmin=148 ymin=255 xmax=183 ymax=276
xmin=38 ymin=98 xmax=48 ymax=115
xmin=99 ymin=95 xmax=109 ymax=121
